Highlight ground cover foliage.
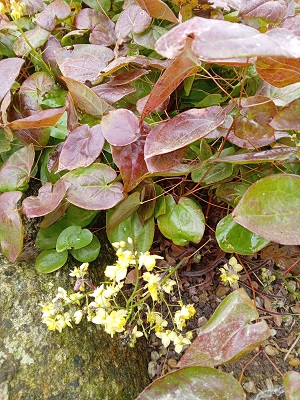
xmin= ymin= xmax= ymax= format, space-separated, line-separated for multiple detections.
xmin=1 ymin=0 xmax=300 ymax=398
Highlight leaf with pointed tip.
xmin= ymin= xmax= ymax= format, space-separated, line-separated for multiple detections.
xmin=0 ymin=145 xmax=35 ymax=192
xmin=13 ymin=26 xmax=50 ymax=57
xmin=215 ymin=147 xmax=300 ymax=164
xmin=141 ymin=48 xmax=198 ymax=120
xmin=7 ymin=107 xmax=66 ymax=130
xmin=109 ymin=69 xmax=149 ymax=86
xmin=256 ymin=82 xmax=300 ymax=107
xmin=92 ymin=83 xmax=135 ymax=104
xmin=0 ymin=191 xmax=23 ymax=262
xmin=144 ymin=106 xmax=227 ymax=158
xmin=270 ymin=98 xmax=300 ymax=130
xmin=0 ymin=58 xmax=25 ymax=103
xmin=100 ymin=56 xmax=170 ymax=77
xmin=136 ymin=0 xmax=178 ymax=23
xmin=115 ymin=3 xmax=152 ymax=39
xmin=61 ymin=77 xmax=113 ymax=118
xmin=178 ymin=289 xmax=270 ymax=368
xmin=22 ymin=180 xmax=70 ymax=218
xmin=284 ymin=371 xmax=300 ymax=400
xmin=58 ymin=124 xmax=105 ymax=172
xmin=256 ymin=57 xmax=300 ymax=88
xmin=75 ymin=8 xmax=116 ymax=46
xmin=239 ymin=0 xmax=287 ymax=23
xmin=111 ymin=139 xmax=148 ymax=192
xmin=62 ymin=163 xmax=125 ymax=210
xmin=233 ymin=174 xmax=300 ymax=245
xmin=136 ymin=366 xmax=246 ymax=400
xmin=56 ymin=44 xmax=114 ymax=84
xmin=36 ymin=0 xmax=71 ymax=31
xmin=101 ymin=109 xmax=140 ymax=146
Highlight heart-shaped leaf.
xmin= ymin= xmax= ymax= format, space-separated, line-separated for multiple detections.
xmin=0 ymin=58 xmax=25 ymax=103
xmin=136 ymin=366 xmax=246 ymax=400
xmin=70 ymin=234 xmax=101 ymax=262
xmin=239 ymin=0 xmax=287 ymax=23
xmin=101 ymin=109 xmax=140 ymax=146
xmin=35 ymin=249 xmax=68 ymax=273
xmin=157 ymin=195 xmax=205 ymax=246
xmin=0 ymin=191 xmax=23 ymax=262
xmin=62 ymin=163 xmax=125 ymax=210
xmin=233 ymin=174 xmax=300 ymax=245
xmin=36 ymin=0 xmax=71 ymax=31
xmin=216 ymin=214 xmax=270 ymax=255
xmin=178 ymin=289 xmax=270 ymax=368
xmin=115 ymin=3 xmax=152 ymax=39
xmin=56 ymin=225 xmax=93 ymax=252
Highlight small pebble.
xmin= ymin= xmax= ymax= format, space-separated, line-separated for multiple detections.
xmin=289 ymin=358 xmax=300 ymax=367
xmin=167 ymin=358 xmax=177 ymax=368
xmin=151 ymin=351 xmax=160 ymax=361
xmin=264 ymin=344 xmax=279 ymax=357
xmin=159 ymin=346 xmax=167 ymax=356
xmin=243 ymin=381 xmax=257 ymax=394
xmin=148 ymin=361 xmax=157 ymax=379
xmin=191 ymin=295 xmax=199 ymax=302
xmin=151 ymin=341 xmax=160 ymax=347
xmin=215 ymin=285 xmax=230 ymax=298
xmin=198 ymin=316 xmax=208 ymax=327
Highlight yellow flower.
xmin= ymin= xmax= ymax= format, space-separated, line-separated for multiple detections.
xmin=0 ymin=2 xmax=8 ymax=13
xmin=10 ymin=0 xmax=26 ymax=19
xmin=161 ymin=278 xmax=176 ymax=294
xmin=42 ymin=316 xmax=57 ymax=331
xmin=155 ymin=330 xmax=177 ymax=348
xmin=91 ymin=307 xmax=107 ymax=325
xmin=73 ymin=310 xmax=83 ymax=324
xmin=102 ymin=309 xmax=127 ymax=337
xmin=41 ymin=303 xmax=56 ymax=317
xmin=174 ymin=303 xmax=196 ymax=330
xmin=105 ymin=263 xmax=127 ymax=282
xmin=69 ymin=262 xmax=89 ymax=278
xmin=138 ymin=251 xmax=163 ymax=271
xmin=112 ymin=240 xmax=127 ymax=249
xmin=143 ymin=272 xmax=161 ymax=301
xmin=90 ymin=285 xmax=111 ymax=308
xmin=128 ymin=326 xmax=143 ymax=347
xmin=52 ymin=287 xmax=69 ymax=303
xmin=220 ymin=257 xmax=243 ymax=286
xmin=173 ymin=333 xmax=191 ymax=353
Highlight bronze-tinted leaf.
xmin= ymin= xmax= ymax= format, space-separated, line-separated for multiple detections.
xmin=56 ymin=44 xmax=114 ymax=84
xmin=0 ymin=191 xmax=23 ymax=262
xmin=19 ymin=71 xmax=55 ymax=101
xmin=115 ymin=3 xmax=152 ymax=39
xmin=61 ymin=77 xmax=113 ymax=117
xmin=36 ymin=0 xmax=71 ymax=31
xmin=58 ymin=124 xmax=105 ymax=171
xmin=101 ymin=109 xmax=140 ymax=146
xmin=22 ymin=180 xmax=70 ymax=218
xmin=239 ymin=0 xmax=287 ymax=23
xmin=0 ymin=58 xmax=24 ymax=103
xmin=7 ymin=107 xmax=66 ymax=130
xmin=270 ymin=98 xmax=300 ymax=130
xmin=62 ymin=163 xmax=125 ymax=210
xmin=100 ymin=56 xmax=170 ymax=77
xmin=109 ymin=69 xmax=149 ymax=86
xmin=256 ymin=57 xmax=300 ymax=88
xmin=75 ymin=8 xmax=116 ymax=46
xmin=136 ymin=0 xmax=177 ymax=23
xmin=92 ymin=83 xmax=135 ymax=104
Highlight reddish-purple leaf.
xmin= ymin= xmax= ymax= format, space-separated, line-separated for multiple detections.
xmin=135 ymin=0 xmax=178 ymax=23
xmin=22 ymin=0 xmax=45 ymax=14
xmin=0 ymin=191 xmax=23 ymax=262
xmin=42 ymin=36 xmax=62 ymax=77
xmin=141 ymin=48 xmax=198 ymax=120
xmin=270 ymin=98 xmax=300 ymax=130
xmin=0 ymin=58 xmax=25 ymax=103
xmin=144 ymin=106 xmax=227 ymax=158
xmin=92 ymin=83 xmax=135 ymax=104
xmin=66 ymin=92 xmax=79 ymax=131
xmin=7 ymin=107 xmax=66 ymax=130
xmin=62 ymin=163 xmax=125 ymax=210
xmin=56 ymin=44 xmax=114 ymax=84
xmin=280 ymin=14 xmax=300 ymax=37
xmin=137 ymin=94 xmax=169 ymax=115
xmin=19 ymin=72 xmax=55 ymax=101
xmin=109 ymin=69 xmax=149 ymax=86
xmin=39 ymin=199 xmax=70 ymax=228
xmin=58 ymin=124 xmax=105 ymax=171
xmin=36 ymin=0 xmax=71 ymax=31
xmin=256 ymin=57 xmax=300 ymax=88
xmin=115 ymin=3 xmax=152 ymax=39
xmin=239 ymin=0 xmax=287 ymax=23
xmin=75 ymin=8 xmax=116 ymax=46
xmin=101 ymin=109 xmax=140 ymax=146
xmin=0 ymin=145 xmax=35 ymax=192
xmin=22 ymin=180 xmax=70 ymax=218
xmin=100 ymin=56 xmax=170 ymax=77
xmin=111 ymin=139 xmax=148 ymax=192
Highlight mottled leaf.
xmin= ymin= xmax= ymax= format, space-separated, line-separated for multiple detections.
xmin=256 ymin=81 xmax=300 ymax=107
xmin=22 ymin=180 xmax=70 ymax=218
xmin=0 ymin=191 xmax=23 ymax=262
xmin=13 ymin=26 xmax=50 ymax=57
xmin=115 ymin=3 xmax=152 ymax=39
xmin=0 ymin=145 xmax=35 ymax=192
xmin=239 ymin=0 xmax=287 ymax=23
xmin=233 ymin=174 xmax=300 ymax=245
xmin=36 ymin=0 xmax=71 ymax=31
xmin=109 ymin=69 xmax=149 ymax=86
xmin=19 ymin=71 xmax=55 ymax=102
xmin=7 ymin=107 xmax=65 ymax=130
xmin=216 ymin=182 xmax=251 ymax=206
xmin=0 ymin=58 xmax=24 ymax=103
xmin=62 ymin=163 xmax=125 ymax=210
xmin=136 ymin=366 xmax=246 ymax=400
xmin=270 ymin=98 xmax=300 ymax=130
xmin=136 ymin=0 xmax=178 ymax=23
xmin=256 ymin=57 xmax=300 ymax=88
xmin=58 ymin=124 xmax=105 ymax=171
xmin=61 ymin=77 xmax=113 ymax=117
xmin=284 ymin=371 xmax=300 ymax=400
xmin=101 ymin=109 xmax=140 ymax=146
xmin=178 ymin=289 xmax=270 ymax=368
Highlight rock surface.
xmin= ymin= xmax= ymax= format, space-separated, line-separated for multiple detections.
xmin=0 ymin=252 xmax=150 ymax=400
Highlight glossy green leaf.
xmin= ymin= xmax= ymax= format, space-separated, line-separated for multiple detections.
xmin=216 ymin=214 xmax=269 ymax=255
xmin=284 ymin=371 xmax=300 ymax=400
xmin=35 ymin=219 xmax=73 ymax=250
xmin=65 ymin=204 xmax=98 ymax=228
xmin=233 ymin=174 xmax=300 ymax=245
xmin=56 ymin=226 xmax=93 ymax=252
xmin=157 ymin=195 xmax=205 ymax=246
xmin=107 ymin=211 xmax=154 ymax=253
xmin=70 ymin=234 xmax=101 ymax=262
xmin=136 ymin=366 xmax=246 ymax=400
xmin=82 ymin=0 xmax=111 ymax=12
xmin=178 ymin=289 xmax=270 ymax=368
xmin=107 ymin=192 xmax=141 ymax=235
xmin=35 ymin=249 xmax=68 ymax=273
xmin=216 ymin=183 xmax=250 ymax=206
xmin=191 ymin=161 xmax=233 ymax=184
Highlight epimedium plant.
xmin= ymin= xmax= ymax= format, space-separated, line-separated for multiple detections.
xmin=1 ymin=0 xmax=300 ymax=398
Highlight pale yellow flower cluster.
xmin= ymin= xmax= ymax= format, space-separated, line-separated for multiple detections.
xmin=219 ymin=257 xmax=243 ymax=286
xmin=0 ymin=0 xmax=26 ymax=19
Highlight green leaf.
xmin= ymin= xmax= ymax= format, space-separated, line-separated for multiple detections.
xmin=233 ymin=174 xmax=300 ymax=245
xmin=70 ymin=234 xmax=101 ymax=262
xmin=216 ymin=214 xmax=269 ymax=255
xmin=56 ymin=226 xmax=93 ymax=252
xmin=65 ymin=204 xmax=99 ymax=228
xmin=136 ymin=366 xmax=246 ymax=400
xmin=107 ymin=211 xmax=154 ymax=253
xmin=35 ymin=249 xmax=68 ymax=273
xmin=35 ymin=219 xmax=73 ymax=250
xmin=157 ymin=195 xmax=205 ymax=246
xmin=216 ymin=182 xmax=251 ymax=206
xmin=83 ymin=0 xmax=111 ymax=12
xmin=13 ymin=26 xmax=50 ymax=57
